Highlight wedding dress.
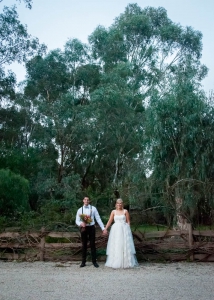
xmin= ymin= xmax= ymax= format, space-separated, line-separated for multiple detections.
xmin=105 ymin=211 xmax=139 ymax=268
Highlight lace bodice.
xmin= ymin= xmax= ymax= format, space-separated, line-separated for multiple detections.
xmin=114 ymin=214 xmax=126 ymax=223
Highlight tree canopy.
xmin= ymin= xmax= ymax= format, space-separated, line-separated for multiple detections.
xmin=0 ymin=3 xmax=213 ymax=228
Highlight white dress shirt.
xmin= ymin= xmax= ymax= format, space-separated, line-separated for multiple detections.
xmin=75 ymin=205 xmax=105 ymax=230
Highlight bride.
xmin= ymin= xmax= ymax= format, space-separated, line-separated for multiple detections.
xmin=105 ymin=198 xmax=139 ymax=268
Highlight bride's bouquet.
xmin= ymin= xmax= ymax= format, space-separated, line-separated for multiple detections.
xmin=79 ymin=214 xmax=92 ymax=232
xmin=79 ymin=214 xmax=92 ymax=224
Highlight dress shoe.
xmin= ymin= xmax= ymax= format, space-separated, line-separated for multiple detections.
xmin=80 ymin=262 xmax=86 ymax=267
xmin=93 ymin=262 xmax=99 ymax=268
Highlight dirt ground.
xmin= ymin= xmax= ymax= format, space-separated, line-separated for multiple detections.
xmin=0 ymin=261 xmax=214 ymax=300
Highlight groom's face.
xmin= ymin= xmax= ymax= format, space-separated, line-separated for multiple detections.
xmin=83 ymin=197 xmax=90 ymax=206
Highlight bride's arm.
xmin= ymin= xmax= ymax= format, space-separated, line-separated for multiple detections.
xmin=125 ymin=210 xmax=131 ymax=225
xmin=105 ymin=211 xmax=114 ymax=230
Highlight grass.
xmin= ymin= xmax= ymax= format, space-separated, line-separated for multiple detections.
xmin=132 ymin=224 xmax=214 ymax=232
xmin=131 ymin=224 xmax=168 ymax=232
xmin=194 ymin=224 xmax=214 ymax=230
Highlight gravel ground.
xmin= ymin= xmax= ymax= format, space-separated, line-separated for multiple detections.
xmin=0 ymin=261 xmax=214 ymax=300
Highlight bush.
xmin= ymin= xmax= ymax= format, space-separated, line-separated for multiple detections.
xmin=0 ymin=168 xmax=30 ymax=215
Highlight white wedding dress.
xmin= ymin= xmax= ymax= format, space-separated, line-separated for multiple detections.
xmin=105 ymin=211 xmax=139 ymax=268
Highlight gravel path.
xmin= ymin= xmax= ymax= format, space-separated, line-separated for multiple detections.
xmin=0 ymin=261 xmax=214 ymax=300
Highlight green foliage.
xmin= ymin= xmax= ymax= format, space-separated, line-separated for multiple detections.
xmin=0 ymin=168 xmax=30 ymax=215
xmin=0 ymin=216 xmax=7 ymax=230
xmin=38 ymin=201 xmax=76 ymax=228
xmin=75 ymin=64 xmax=101 ymax=94
xmin=1 ymin=0 xmax=33 ymax=9
xmin=0 ymin=0 xmax=46 ymax=106
xmin=145 ymin=72 xmax=214 ymax=225
xmin=0 ymin=3 xmax=213 ymax=228
xmin=25 ymin=51 xmax=70 ymax=101
xmin=0 ymin=6 xmax=45 ymax=67
xmin=0 ymin=69 xmax=16 ymax=100
xmin=11 ymin=202 xmax=78 ymax=231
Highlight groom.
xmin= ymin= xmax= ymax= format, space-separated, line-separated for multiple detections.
xmin=75 ymin=196 xmax=107 ymax=268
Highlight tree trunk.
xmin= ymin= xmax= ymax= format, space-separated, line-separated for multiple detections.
xmin=174 ymin=187 xmax=188 ymax=230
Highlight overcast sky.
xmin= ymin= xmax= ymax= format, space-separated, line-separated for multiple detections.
xmin=1 ymin=0 xmax=214 ymax=93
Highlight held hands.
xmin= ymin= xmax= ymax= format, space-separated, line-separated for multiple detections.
xmin=102 ymin=228 xmax=108 ymax=236
xmin=80 ymin=222 xmax=86 ymax=228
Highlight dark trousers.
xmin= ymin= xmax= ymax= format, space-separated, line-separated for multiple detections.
xmin=81 ymin=225 xmax=96 ymax=263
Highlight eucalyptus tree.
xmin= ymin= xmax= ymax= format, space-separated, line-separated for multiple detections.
xmin=24 ymin=47 xmax=94 ymax=207
xmin=0 ymin=51 xmax=62 ymax=188
xmin=87 ymin=3 xmax=210 ymax=213
xmin=146 ymin=74 xmax=214 ymax=226
xmin=81 ymin=61 xmax=146 ymax=202
xmin=0 ymin=3 xmax=45 ymax=67
xmin=24 ymin=41 xmax=102 ymax=192
xmin=74 ymin=63 xmax=101 ymax=104
xmin=0 ymin=0 xmax=46 ymax=145
xmin=0 ymin=4 xmax=46 ymax=100
xmin=25 ymin=50 xmax=73 ymax=183
xmin=19 ymin=3 xmax=211 ymax=222
xmin=89 ymin=4 xmax=205 ymax=100
xmin=64 ymin=38 xmax=90 ymax=100
xmin=0 ymin=0 xmax=46 ymax=199
xmin=25 ymin=50 xmax=71 ymax=101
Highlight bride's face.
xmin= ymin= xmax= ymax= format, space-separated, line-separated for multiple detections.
xmin=116 ymin=201 xmax=123 ymax=210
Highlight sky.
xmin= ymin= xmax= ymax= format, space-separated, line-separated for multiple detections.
xmin=1 ymin=0 xmax=214 ymax=93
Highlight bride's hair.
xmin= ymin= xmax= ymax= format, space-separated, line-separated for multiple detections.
xmin=116 ymin=198 xmax=123 ymax=202
xmin=115 ymin=198 xmax=123 ymax=209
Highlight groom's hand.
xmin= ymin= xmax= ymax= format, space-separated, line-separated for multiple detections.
xmin=80 ymin=222 xmax=86 ymax=227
